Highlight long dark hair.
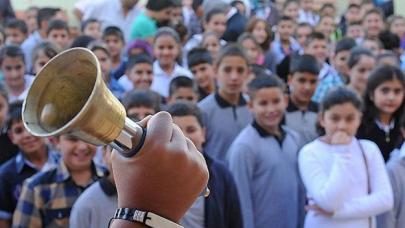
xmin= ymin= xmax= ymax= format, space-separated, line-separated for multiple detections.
xmin=363 ymin=65 xmax=405 ymax=122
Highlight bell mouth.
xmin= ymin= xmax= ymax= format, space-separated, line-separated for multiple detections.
xmin=23 ymin=48 xmax=100 ymax=137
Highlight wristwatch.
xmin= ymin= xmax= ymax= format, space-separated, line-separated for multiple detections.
xmin=108 ymin=208 xmax=184 ymax=228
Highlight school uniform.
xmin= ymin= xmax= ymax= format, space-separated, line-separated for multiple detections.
xmin=222 ymin=7 xmax=247 ymax=42
xmin=227 ymin=121 xmax=306 ymax=228
xmin=198 ymin=93 xmax=252 ymax=161
xmin=311 ymin=63 xmax=343 ymax=103
xmin=377 ymin=142 xmax=405 ymax=228
xmin=357 ymin=118 xmax=403 ymax=162
xmin=285 ymin=99 xmax=319 ymax=144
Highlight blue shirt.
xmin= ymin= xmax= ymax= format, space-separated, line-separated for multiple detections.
xmin=0 ymin=150 xmax=59 ymax=220
xmin=21 ymin=31 xmax=43 ymax=73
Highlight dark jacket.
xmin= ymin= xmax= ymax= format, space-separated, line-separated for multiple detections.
xmin=222 ymin=11 xmax=247 ymax=42
xmin=204 ymin=153 xmax=243 ymax=228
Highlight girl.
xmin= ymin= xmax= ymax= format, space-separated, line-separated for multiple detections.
xmin=245 ymin=17 xmax=272 ymax=54
xmin=387 ymin=15 xmax=405 ymax=50
xmin=299 ymin=87 xmax=393 ymax=228
xmin=282 ymin=0 xmax=300 ymax=21
xmin=347 ymin=47 xmax=376 ymax=96
xmin=357 ymin=65 xmax=405 ymax=162
xmin=151 ymin=27 xmax=192 ymax=98
xmin=0 ymin=83 xmax=18 ymax=165
xmin=316 ymin=15 xmax=337 ymax=41
xmin=31 ymin=41 xmax=59 ymax=75
xmin=237 ymin=33 xmax=264 ymax=65
xmin=201 ymin=31 xmax=221 ymax=63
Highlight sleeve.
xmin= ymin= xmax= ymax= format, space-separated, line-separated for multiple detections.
xmin=377 ymin=161 xmax=401 ymax=228
xmin=69 ymin=197 xmax=91 ymax=228
xmin=12 ymin=181 xmax=42 ymax=228
xmin=333 ymin=141 xmax=394 ymax=219
xmin=227 ymin=143 xmax=256 ymax=228
xmin=298 ymin=144 xmax=353 ymax=212
xmin=0 ymin=173 xmax=14 ymax=220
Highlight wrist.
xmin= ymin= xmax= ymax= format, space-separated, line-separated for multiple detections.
xmin=109 ymin=208 xmax=183 ymax=228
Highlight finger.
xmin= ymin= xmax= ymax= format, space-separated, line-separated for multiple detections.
xmin=146 ymin=111 xmax=173 ymax=145
xmin=167 ymin=123 xmax=188 ymax=150
xmin=137 ymin=115 xmax=152 ymax=128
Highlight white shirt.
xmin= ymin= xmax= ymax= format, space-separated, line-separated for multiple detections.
xmin=298 ymin=9 xmax=320 ymax=27
xmin=150 ymin=61 xmax=192 ymax=98
xmin=81 ymin=0 xmax=139 ymax=42
xmin=299 ymin=138 xmax=393 ymax=228
xmin=118 ymin=74 xmax=133 ymax=92
xmin=8 ymin=75 xmax=35 ymax=103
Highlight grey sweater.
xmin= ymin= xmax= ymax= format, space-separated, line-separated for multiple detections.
xmin=227 ymin=123 xmax=306 ymax=228
xmin=198 ymin=93 xmax=252 ymax=161
xmin=378 ymin=143 xmax=405 ymax=228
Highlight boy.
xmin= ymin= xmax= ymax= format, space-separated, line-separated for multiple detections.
xmin=122 ymin=90 xmax=160 ymax=122
xmin=5 ymin=19 xmax=28 ymax=46
xmin=168 ymin=76 xmax=199 ymax=104
xmin=295 ymin=22 xmax=313 ymax=50
xmin=304 ymin=32 xmax=343 ymax=103
xmin=0 ymin=102 xmax=59 ymax=227
xmin=363 ymin=8 xmax=385 ymax=40
xmin=46 ymin=19 xmax=70 ymax=50
xmin=187 ymin=47 xmax=216 ymax=100
xmin=70 ymin=145 xmax=117 ymax=228
xmin=227 ymin=76 xmax=305 ymax=228
xmin=167 ymin=101 xmax=243 ymax=228
xmin=0 ymin=45 xmax=34 ymax=103
xmin=298 ymin=0 xmax=319 ymax=26
xmin=198 ymin=44 xmax=252 ymax=161
xmin=286 ymin=54 xmax=319 ymax=144
xmin=12 ymin=134 xmax=106 ymax=227
xmin=332 ymin=37 xmax=357 ymax=83
xmin=88 ymin=41 xmax=125 ymax=99
xmin=346 ymin=22 xmax=365 ymax=44
xmin=271 ymin=16 xmax=301 ymax=66
xmin=81 ymin=18 xmax=101 ymax=40
xmin=120 ymin=53 xmax=154 ymax=92
xmin=378 ymin=114 xmax=405 ymax=228
xmin=102 ymin=26 xmax=126 ymax=80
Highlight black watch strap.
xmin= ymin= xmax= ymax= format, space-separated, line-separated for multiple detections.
xmin=108 ymin=208 xmax=183 ymax=228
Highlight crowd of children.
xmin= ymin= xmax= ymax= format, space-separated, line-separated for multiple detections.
xmin=0 ymin=0 xmax=404 ymax=227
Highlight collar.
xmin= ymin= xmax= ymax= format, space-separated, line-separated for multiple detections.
xmin=375 ymin=119 xmax=395 ymax=134
xmin=251 ymin=120 xmax=286 ymax=142
xmin=287 ymin=97 xmax=318 ymax=112
xmin=99 ymin=177 xmax=117 ymax=196
xmin=55 ymin=160 xmax=105 ymax=183
xmin=153 ymin=61 xmax=183 ymax=78
xmin=214 ymin=92 xmax=247 ymax=108
xmin=226 ymin=7 xmax=237 ymax=20
xmin=15 ymin=148 xmax=59 ymax=173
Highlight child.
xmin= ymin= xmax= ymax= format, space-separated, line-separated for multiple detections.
xmin=238 ymin=33 xmax=263 ymax=65
xmin=361 ymin=38 xmax=382 ymax=56
xmin=122 ymin=54 xmax=154 ymax=92
xmin=286 ymin=54 xmax=320 ymax=144
xmin=357 ymin=65 xmax=405 ymax=162
xmin=69 ymin=145 xmax=117 ymax=228
xmin=88 ymin=41 xmax=125 ymax=100
xmin=299 ymin=87 xmax=393 ymax=227
xmin=347 ymin=47 xmax=376 ymax=96
xmin=0 ymin=84 xmax=18 ymax=165
xmin=315 ymin=15 xmax=336 ymax=41
xmin=227 ymin=76 xmax=305 ymax=228
xmin=332 ymin=37 xmax=357 ymax=83
xmin=363 ymin=8 xmax=385 ymax=39
xmin=376 ymin=51 xmax=401 ymax=67
xmin=339 ymin=4 xmax=362 ymax=36
xmin=298 ymin=0 xmax=319 ymax=26
xmin=201 ymin=31 xmax=221 ymax=63
xmin=122 ymin=90 xmax=160 ymax=122
xmin=282 ymin=0 xmax=300 ymax=21
xmin=319 ymin=3 xmax=336 ymax=17
xmin=187 ymin=47 xmax=216 ymax=100
xmin=0 ymin=45 xmax=34 ymax=103
xmin=198 ymin=44 xmax=252 ymax=161
xmin=295 ymin=22 xmax=313 ymax=50
xmin=346 ymin=22 xmax=365 ymax=44
xmin=168 ymin=76 xmax=199 ymax=104
xmin=5 ymin=19 xmax=28 ymax=46
xmin=245 ymin=17 xmax=272 ymax=55
xmin=304 ymin=32 xmax=342 ymax=103
xmin=81 ymin=18 xmax=101 ymax=40
xmin=102 ymin=26 xmax=126 ymax=80
xmin=151 ymin=27 xmax=192 ymax=98
xmin=167 ymin=101 xmax=243 ymax=228
xmin=271 ymin=16 xmax=301 ymax=66
xmin=31 ymin=41 xmax=59 ymax=75
xmin=378 ymin=113 xmax=405 ymax=228
xmin=24 ymin=6 xmax=38 ymax=35
xmin=0 ymin=102 xmax=59 ymax=226
xmin=12 ymin=134 xmax=105 ymax=227
xmin=388 ymin=15 xmax=405 ymax=50
xmin=46 ymin=19 xmax=70 ymax=50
